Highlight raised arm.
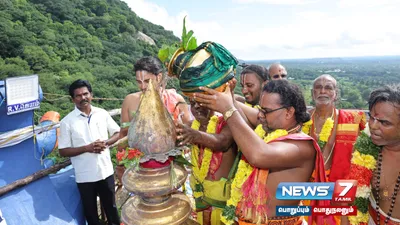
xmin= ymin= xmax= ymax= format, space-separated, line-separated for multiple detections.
xmin=221 ymin=110 xmax=314 ymax=168
xmin=234 ymin=101 xmax=260 ymax=128
xmin=193 ymin=85 xmax=315 ymax=169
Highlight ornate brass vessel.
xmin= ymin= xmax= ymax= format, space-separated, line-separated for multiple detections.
xmin=121 ymin=79 xmax=198 ymax=225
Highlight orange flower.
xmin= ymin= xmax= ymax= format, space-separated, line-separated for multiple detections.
xmin=116 ymin=150 xmax=126 ymax=162
xmin=127 ymin=148 xmax=142 ymax=159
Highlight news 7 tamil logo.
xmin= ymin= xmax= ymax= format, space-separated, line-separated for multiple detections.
xmin=276 ymin=180 xmax=357 ymax=203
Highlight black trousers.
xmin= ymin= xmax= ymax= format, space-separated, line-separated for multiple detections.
xmin=77 ymin=175 xmax=120 ymax=225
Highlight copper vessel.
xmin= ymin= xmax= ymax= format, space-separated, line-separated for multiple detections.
xmin=121 ymin=79 xmax=198 ymax=225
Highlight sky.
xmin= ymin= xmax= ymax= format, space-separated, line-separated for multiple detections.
xmin=121 ymin=0 xmax=400 ymax=60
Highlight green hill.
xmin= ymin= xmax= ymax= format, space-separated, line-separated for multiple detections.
xmin=0 ymin=0 xmax=179 ymax=119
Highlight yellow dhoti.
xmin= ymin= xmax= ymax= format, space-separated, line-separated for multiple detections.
xmin=190 ymin=177 xmax=230 ymax=225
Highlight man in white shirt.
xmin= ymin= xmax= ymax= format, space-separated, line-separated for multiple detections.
xmin=59 ymin=79 xmax=120 ymax=225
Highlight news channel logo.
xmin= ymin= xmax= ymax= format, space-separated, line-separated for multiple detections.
xmin=276 ymin=180 xmax=357 ymax=202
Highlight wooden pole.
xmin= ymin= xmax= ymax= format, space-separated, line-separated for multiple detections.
xmin=0 ymin=159 xmax=71 ymax=197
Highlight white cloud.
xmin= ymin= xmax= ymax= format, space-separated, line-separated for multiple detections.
xmin=122 ymin=0 xmax=222 ymax=44
xmin=234 ymin=0 xmax=319 ymax=5
xmin=121 ymin=0 xmax=400 ymax=60
xmin=338 ymin=0 xmax=399 ymax=8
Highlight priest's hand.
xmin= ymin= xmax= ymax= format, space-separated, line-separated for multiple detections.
xmin=176 ymin=122 xmax=201 ymax=146
xmin=194 ymin=83 xmax=234 ymax=114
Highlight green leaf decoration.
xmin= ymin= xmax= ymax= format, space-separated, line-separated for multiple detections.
xmin=181 ymin=16 xmax=188 ymax=49
xmin=173 ymin=154 xmax=193 ymax=167
xmin=158 ymin=46 xmax=170 ymax=63
xmin=158 ymin=16 xmax=198 ymax=63
xmin=354 ymin=131 xmax=380 ymax=158
xmin=186 ymin=36 xmax=197 ymax=51
xmin=221 ymin=205 xmax=236 ymax=220
xmin=354 ymin=197 xmax=369 ymax=213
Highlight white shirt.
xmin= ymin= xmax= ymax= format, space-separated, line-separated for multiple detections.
xmin=59 ymin=106 xmax=120 ymax=183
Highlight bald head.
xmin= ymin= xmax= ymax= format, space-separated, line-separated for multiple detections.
xmin=268 ymin=63 xmax=287 ymax=80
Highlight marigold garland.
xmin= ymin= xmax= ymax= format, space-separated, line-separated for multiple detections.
xmin=221 ymin=124 xmax=288 ymax=225
xmin=301 ymin=110 xmax=334 ymax=150
xmin=190 ymin=115 xmax=218 ymax=198
xmin=245 ymin=102 xmax=260 ymax=109
xmin=346 ymin=131 xmax=381 ymax=225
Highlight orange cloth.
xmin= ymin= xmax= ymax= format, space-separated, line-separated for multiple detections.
xmin=237 ymin=133 xmax=334 ymax=225
xmin=369 ymin=201 xmax=400 ymax=225
xmin=162 ymin=89 xmax=182 ymax=121
xmin=329 ymin=110 xmax=366 ymax=182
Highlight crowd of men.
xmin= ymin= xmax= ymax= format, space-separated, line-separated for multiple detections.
xmin=58 ymin=55 xmax=400 ymax=225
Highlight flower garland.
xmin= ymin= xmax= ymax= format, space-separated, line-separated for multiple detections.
xmin=301 ymin=110 xmax=335 ymax=149
xmin=245 ymin=102 xmax=260 ymax=109
xmin=190 ymin=115 xmax=218 ymax=198
xmin=221 ymin=124 xmax=288 ymax=225
xmin=346 ymin=131 xmax=380 ymax=225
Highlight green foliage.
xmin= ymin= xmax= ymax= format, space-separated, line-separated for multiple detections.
xmin=158 ymin=16 xmax=197 ymax=63
xmin=247 ymin=56 xmax=400 ymax=109
xmin=0 ymin=0 xmax=178 ymax=119
xmin=181 ymin=16 xmax=197 ymax=51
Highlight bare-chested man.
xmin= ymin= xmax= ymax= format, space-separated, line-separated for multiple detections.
xmin=194 ymin=80 xmax=331 ymax=225
xmin=175 ymin=98 xmax=237 ymax=225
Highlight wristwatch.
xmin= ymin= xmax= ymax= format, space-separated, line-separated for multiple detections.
xmin=223 ymin=107 xmax=238 ymax=121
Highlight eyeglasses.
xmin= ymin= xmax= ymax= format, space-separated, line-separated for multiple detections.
xmin=258 ymin=106 xmax=287 ymax=118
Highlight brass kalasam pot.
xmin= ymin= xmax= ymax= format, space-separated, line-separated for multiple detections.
xmin=122 ymin=164 xmax=187 ymax=197
xmin=128 ymin=79 xmax=176 ymax=155
xmin=121 ymin=193 xmax=192 ymax=225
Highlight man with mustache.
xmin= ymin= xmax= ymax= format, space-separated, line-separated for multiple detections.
xmin=305 ymin=74 xmax=366 ymax=181
xmin=343 ymin=84 xmax=400 ymax=225
xmin=302 ymin=74 xmax=366 ymax=224
xmin=59 ymin=79 xmax=121 ymax=225
xmin=194 ymin=80 xmax=333 ymax=225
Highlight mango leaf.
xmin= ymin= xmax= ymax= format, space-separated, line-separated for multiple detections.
xmin=158 ymin=45 xmax=170 ymax=63
xmin=186 ymin=36 xmax=197 ymax=51
xmin=181 ymin=16 xmax=188 ymax=49
xmin=174 ymin=154 xmax=193 ymax=167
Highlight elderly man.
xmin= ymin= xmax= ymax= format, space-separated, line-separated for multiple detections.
xmin=194 ymin=80 xmax=333 ymax=225
xmin=268 ymin=63 xmax=287 ymax=80
xmin=344 ymin=84 xmax=400 ymax=225
xmin=302 ymin=74 xmax=366 ymax=182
